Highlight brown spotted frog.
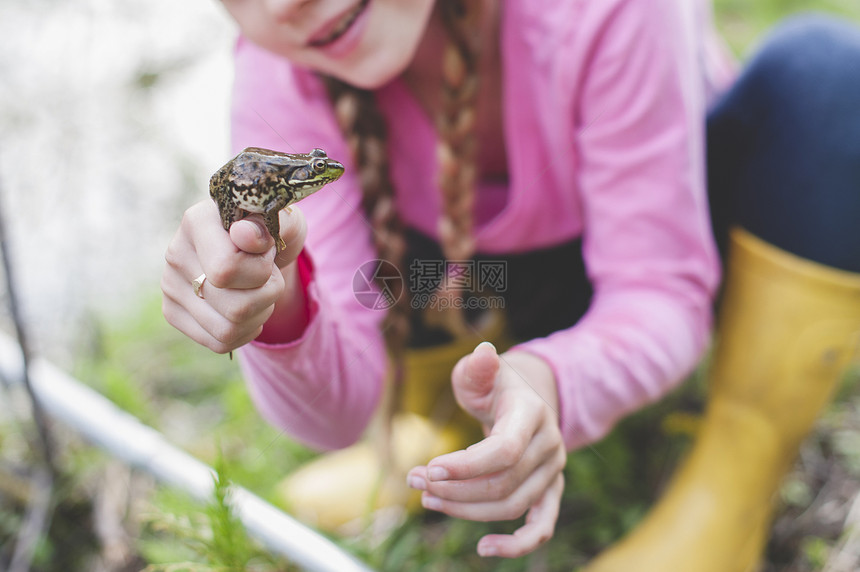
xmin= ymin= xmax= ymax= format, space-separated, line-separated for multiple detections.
xmin=210 ymin=147 xmax=345 ymax=251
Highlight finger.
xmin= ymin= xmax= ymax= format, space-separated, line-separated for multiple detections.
xmin=230 ymin=217 xmax=275 ymax=254
xmin=162 ymin=257 xmax=281 ymax=323
xmin=420 ymin=456 xmax=561 ymax=522
xmin=208 ymin=303 xmax=275 ymax=349
xmin=186 ymin=202 xmax=276 ymax=290
xmin=406 ymin=466 xmax=429 ymax=491
xmin=162 ymin=292 xmax=217 ymax=349
xmin=194 ymin=263 xmax=285 ymax=325
xmin=165 ymin=291 xmax=273 ymax=352
xmin=424 ymin=435 xmax=521 ymax=484
xmin=451 ymin=341 xmax=500 ymax=423
xmin=420 ymin=431 xmax=565 ymax=502
xmin=230 ymin=208 xmax=306 ymax=267
xmin=164 ymin=207 xmax=206 ymax=284
xmin=162 ymin=260 xmax=281 ymax=349
xmin=426 ymin=396 xmax=539 ymax=482
xmin=162 ymin=293 xmax=265 ymax=353
xmin=476 ymin=474 xmax=564 ymax=559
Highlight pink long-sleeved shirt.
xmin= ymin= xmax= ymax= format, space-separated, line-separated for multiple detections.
xmin=233 ymin=0 xmax=731 ymax=451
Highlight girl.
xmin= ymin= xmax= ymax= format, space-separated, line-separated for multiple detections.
xmin=162 ymin=0 xmax=860 ymax=567
xmin=162 ymin=0 xmax=721 ymax=558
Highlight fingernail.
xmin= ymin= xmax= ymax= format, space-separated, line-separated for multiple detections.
xmin=477 ymin=341 xmax=496 ymax=351
xmin=407 ymin=475 xmax=426 ymax=490
xmin=243 ymin=219 xmax=264 ymax=240
xmin=427 ymin=466 xmax=448 ymax=482
xmin=422 ymin=494 xmax=442 ymax=510
xmin=478 ymin=543 xmax=498 ymax=557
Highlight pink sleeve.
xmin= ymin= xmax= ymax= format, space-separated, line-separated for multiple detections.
xmin=515 ymin=0 xmax=720 ymax=450
xmin=229 ymin=38 xmax=387 ymax=451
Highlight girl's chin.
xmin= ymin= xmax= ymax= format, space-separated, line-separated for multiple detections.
xmin=318 ymin=51 xmax=410 ymax=90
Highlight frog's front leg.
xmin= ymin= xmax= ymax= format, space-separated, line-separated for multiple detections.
xmin=263 ymin=201 xmax=289 ymax=252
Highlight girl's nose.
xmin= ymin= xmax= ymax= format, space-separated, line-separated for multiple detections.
xmin=262 ymin=0 xmax=312 ymax=23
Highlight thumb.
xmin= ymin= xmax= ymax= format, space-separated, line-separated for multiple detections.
xmin=452 ymin=341 xmax=500 ymax=424
xmin=229 ymin=215 xmax=275 ymax=254
xmin=228 ymin=208 xmax=307 ymax=268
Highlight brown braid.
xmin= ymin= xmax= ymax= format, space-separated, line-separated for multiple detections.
xmin=426 ymin=0 xmax=483 ymax=338
xmin=323 ymin=79 xmax=410 ymax=358
xmin=323 ymin=0 xmax=483 ymax=406
xmin=437 ymin=0 xmax=481 ymax=263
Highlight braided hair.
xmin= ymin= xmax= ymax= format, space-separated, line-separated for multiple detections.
xmin=324 ymin=0 xmax=482 ymax=397
xmin=436 ymin=0 xmax=481 ymax=263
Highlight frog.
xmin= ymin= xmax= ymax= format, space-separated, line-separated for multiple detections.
xmin=209 ymin=147 xmax=345 ymax=251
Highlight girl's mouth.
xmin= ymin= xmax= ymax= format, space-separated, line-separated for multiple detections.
xmin=308 ymin=0 xmax=371 ymax=48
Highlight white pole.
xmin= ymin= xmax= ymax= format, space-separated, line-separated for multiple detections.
xmin=0 ymin=334 xmax=374 ymax=572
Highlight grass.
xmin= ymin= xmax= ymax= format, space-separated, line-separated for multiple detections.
xmin=714 ymin=0 xmax=860 ymax=56
xmin=55 ymin=292 xmax=707 ymax=571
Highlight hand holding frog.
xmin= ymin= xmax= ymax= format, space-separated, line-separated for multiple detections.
xmin=162 ymin=202 xmax=310 ymax=354
xmin=163 ymin=147 xmax=344 ymax=354
xmin=407 ymin=342 xmax=567 ymax=558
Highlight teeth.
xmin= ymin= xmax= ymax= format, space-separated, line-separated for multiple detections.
xmin=310 ymin=0 xmax=369 ymax=47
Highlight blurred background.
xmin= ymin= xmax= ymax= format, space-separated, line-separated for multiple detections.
xmin=1 ymin=1 xmax=859 ymax=571
xmin=0 ymin=0 xmax=233 ymax=360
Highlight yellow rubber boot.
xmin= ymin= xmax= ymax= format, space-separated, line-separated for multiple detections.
xmin=277 ymin=311 xmax=511 ymax=534
xmin=586 ymin=228 xmax=860 ymax=572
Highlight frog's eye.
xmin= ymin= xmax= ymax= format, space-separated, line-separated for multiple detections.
xmin=293 ymin=167 xmax=310 ymax=181
xmin=310 ymin=148 xmax=327 ymax=158
xmin=312 ymin=159 xmax=327 ymax=173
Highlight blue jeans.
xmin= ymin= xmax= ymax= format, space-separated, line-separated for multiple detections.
xmin=707 ymin=14 xmax=860 ymax=273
